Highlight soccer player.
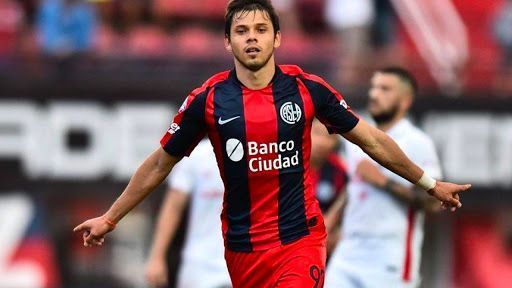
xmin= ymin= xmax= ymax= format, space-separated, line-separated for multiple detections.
xmin=144 ymin=139 xmax=231 ymax=288
xmin=310 ymin=119 xmax=348 ymax=258
xmin=73 ymin=1 xmax=471 ymax=287
xmin=325 ymin=67 xmax=443 ymax=288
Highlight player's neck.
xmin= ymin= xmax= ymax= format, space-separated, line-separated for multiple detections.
xmin=235 ymin=58 xmax=276 ymax=90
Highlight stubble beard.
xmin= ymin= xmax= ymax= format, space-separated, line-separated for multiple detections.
xmin=233 ymin=48 xmax=274 ymax=72
xmin=370 ymin=103 xmax=401 ymax=125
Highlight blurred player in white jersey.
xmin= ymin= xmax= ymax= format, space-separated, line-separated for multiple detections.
xmin=145 ymin=139 xmax=231 ymax=288
xmin=325 ymin=67 xmax=442 ymax=288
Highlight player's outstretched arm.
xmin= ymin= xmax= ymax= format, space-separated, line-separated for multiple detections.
xmin=342 ymin=119 xmax=471 ymax=211
xmin=323 ymin=192 xmax=346 ymax=232
xmin=73 ymin=147 xmax=180 ymax=247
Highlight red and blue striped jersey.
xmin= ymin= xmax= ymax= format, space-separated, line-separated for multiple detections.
xmin=311 ymin=153 xmax=349 ymax=213
xmin=160 ymin=65 xmax=359 ymax=252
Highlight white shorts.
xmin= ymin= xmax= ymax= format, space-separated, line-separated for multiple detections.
xmin=325 ymin=245 xmax=419 ymax=288
xmin=177 ymin=259 xmax=231 ymax=288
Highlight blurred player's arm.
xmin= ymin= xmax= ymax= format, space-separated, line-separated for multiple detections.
xmin=342 ymin=119 xmax=470 ymax=210
xmin=323 ymin=192 xmax=346 ymax=232
xmin=145 ymin=188 xmax=189 ymax=287
xmin=73 ymin=147 xmax=180 ymax=247
xmin=355 ymin=160 xmax=440 ymax=212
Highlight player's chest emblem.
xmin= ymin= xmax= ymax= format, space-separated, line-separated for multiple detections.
xmin=280 ymin=102 xmax=302 ymax=124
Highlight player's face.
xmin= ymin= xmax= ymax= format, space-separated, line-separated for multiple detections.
xmin=311 ymin=120 xmax=338 ymax=163
xmin=368 ymin=73 xmax=410 ymax=124
xmin=225 ymin=9 xmax=281 ymax=72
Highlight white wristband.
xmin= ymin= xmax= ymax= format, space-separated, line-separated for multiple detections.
xmin=416 ymin=172 xmax=436 ymax=191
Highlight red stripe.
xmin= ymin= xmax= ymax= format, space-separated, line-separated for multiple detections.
xmin=242 ymin=86 xmax=280 ymax=249
xmin=300 ymin=72 xmax=340 ymax=97
xmin=297 ymin=78 xmax=323 ymax=222
xmin=279 ymin=64 xmax=303 ymax=76
xmin=402 ymin=207 xmax=416 ymax=282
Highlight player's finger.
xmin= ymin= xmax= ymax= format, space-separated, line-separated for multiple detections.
xmin=455 ymin=193 xmax=462 ymax=208
xmin=85 ymin=232 xmax=99 ymax=243
xmin=82 ymin=231 xmax=90 ymax=242
xmin=456 ymin=184 xmax=472 ymax=193
xmin=73 ymin=223 xmax=86 ymax=232
xmin=450 ymin=195 xmax=460 ymax=212
xmin=90 ymin=238 xmax=102 ymax=246
xmin=446 ymin=194 xmax=461 ymax=209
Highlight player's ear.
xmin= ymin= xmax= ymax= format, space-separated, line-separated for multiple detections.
xmin=402 ymin=92 xmax=413 ymax=111
xmin=274 ymin=31 xmax=281 ymax=49
xmin=224 ymin=35 xmax=232 ymax=53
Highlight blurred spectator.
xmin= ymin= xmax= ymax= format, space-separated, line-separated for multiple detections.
xmin=152 ymin=0 xmax=225 ymax=28
xmin=37 ymin=0 xmax=97 ymax=57
xmin=296 ymin=0 xmax=328 ymax=34
xmin=0 ymin=0 xmax=24 ymax=59
xmin=273 ymin=0 xmax=301 ymax=33
xmin=493 ymin=0 xmax=512 ymax=93
xmin=325 ymin=0 xmax=375 ymax=86
xmin=372 ymin=0 xmax=396 ymax=48
xmin=92 ymin=0 xmax=121 ymax=56
xmin=121 ymin=0 xmax=168 ymax=57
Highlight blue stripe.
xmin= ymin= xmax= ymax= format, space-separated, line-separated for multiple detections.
xmin=301 ymin=77 xmax=359 ymax=134
xmin=272 ymin=70 xmax=309 ymax=244
xmin=214 ymin=76 xmax=252 ymax=252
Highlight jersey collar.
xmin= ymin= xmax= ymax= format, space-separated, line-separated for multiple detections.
xmin=228 ymin=65 xmax=283 ymax=89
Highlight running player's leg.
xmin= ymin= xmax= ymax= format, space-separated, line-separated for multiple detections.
xmin=178 ymin=260 xmax=232 ymax=288
xmin=225 ymin=235 xmax=326 ymax=288
xmin=326 ymin=257 xmax=417 ymax=288
xmin=324 ymin=255 xmax=361 ymax=288
xmin=225 ymin=249 xmax=275 ymax=288
xmin=273 ymin=238 xmax=326 ymax=288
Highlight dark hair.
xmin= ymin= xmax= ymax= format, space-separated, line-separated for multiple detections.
xmin=225 ymin=0 xmax=280 ymax=38
xmin=377 ymin=67 xmax=418 ymax=95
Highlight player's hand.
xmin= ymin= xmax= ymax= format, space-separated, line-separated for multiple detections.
xmin=73 ymin=216 xmax=115 ymax=247
xmin=427 ymin=181 xmax=471 ymax=212
xmin=356 ymin=160 xmax=387 ymax=188
xmin=145 ymin=256 xmax=169 ymax=288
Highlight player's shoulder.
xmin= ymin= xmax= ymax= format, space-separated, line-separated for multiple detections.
xmin=280 ymin=64 xmax=322 ymax=82
xmin=203 ymin=70 xmax=231 ymax=87
xmin=190 ymin=70 xmax=231 ymax=97
xmin=280 ymin=64 xmax=338 ymax=94
xmin=279 ymin=64 xmax=304 ymax=76
xmin=403 ymin=120 xmax=436 ymax=147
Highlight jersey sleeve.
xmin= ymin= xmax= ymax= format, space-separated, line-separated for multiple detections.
xmin=167 ymin=154 xmax=195 ymax=194
xmin=160 ymin=87 xmax=209 ymax=158
xmin=300 ymin=74 xmax=359 ymax=134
